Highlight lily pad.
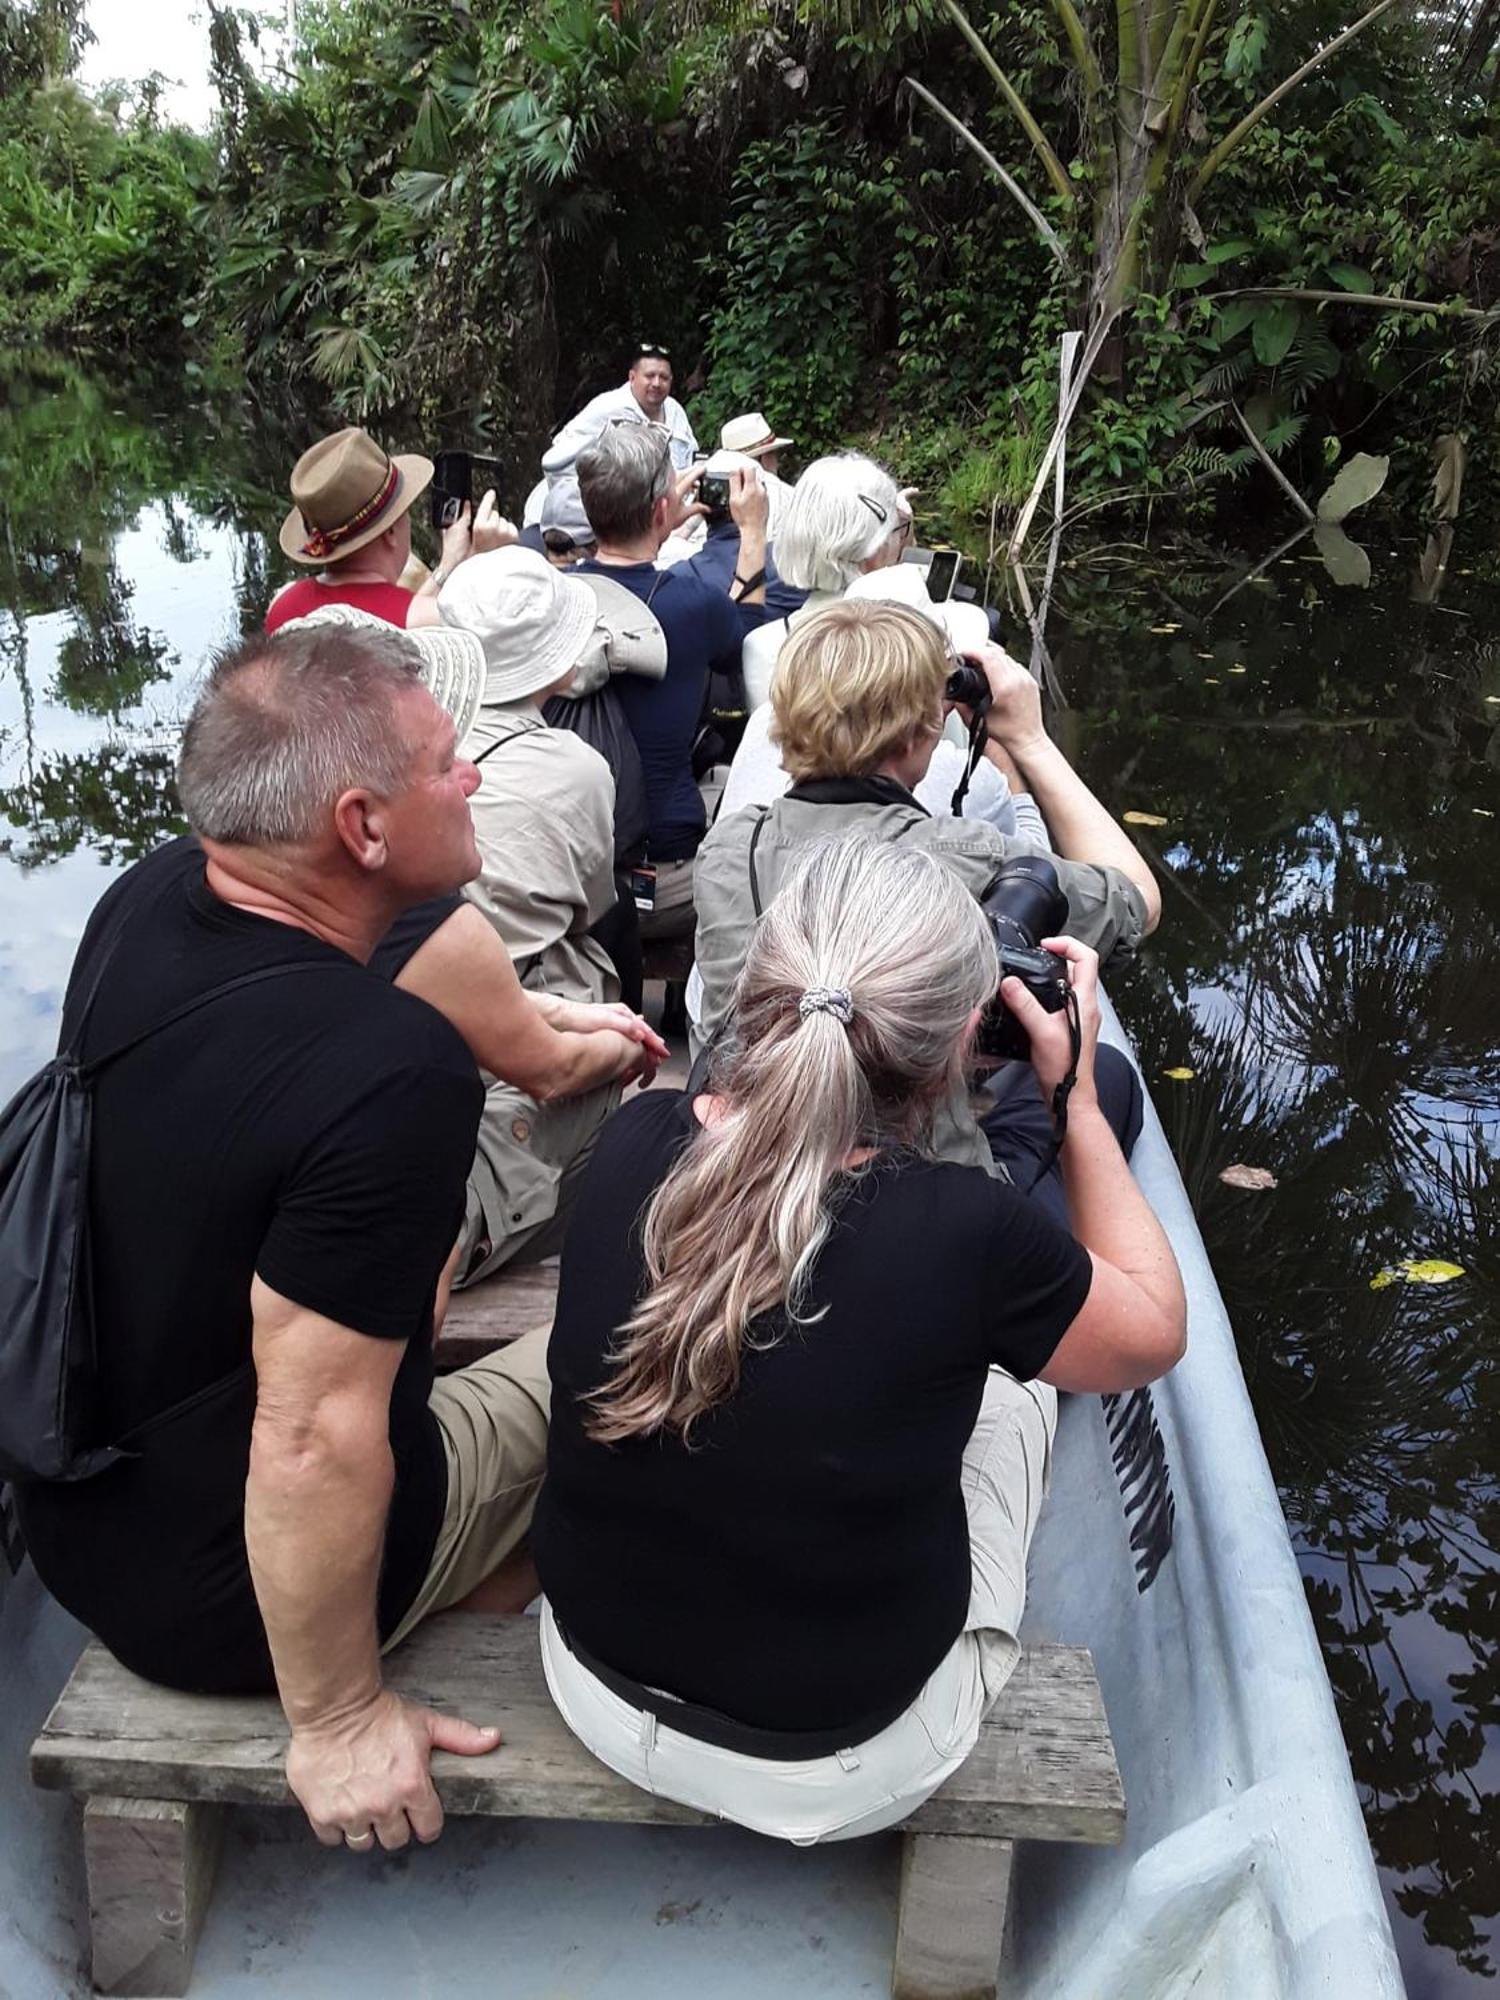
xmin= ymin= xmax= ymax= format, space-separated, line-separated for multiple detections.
xmin=1316 ymin=452 xmax=1389 ymax=524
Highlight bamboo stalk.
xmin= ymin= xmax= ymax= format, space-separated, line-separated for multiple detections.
xmin=902 ymin=79 xmax=1070 ymax=267
xmin=941 ymin=0 xmax=1075 ymax=206
xmin=1046 ymin=0 xmax=1105 ymax=102
xmin=1187 ymin=0 xmax=1406 ymax=202
xmin=1006 ymin=308 xmax=1119 ymax=565
xmin=1230 ymin=402 xmax=1316 ymax=522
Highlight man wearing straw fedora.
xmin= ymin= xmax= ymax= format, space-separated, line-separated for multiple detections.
xmin=266 ymin=426 xmax=510 ymax=633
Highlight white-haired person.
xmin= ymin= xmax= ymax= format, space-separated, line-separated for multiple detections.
xmin=689 ymin=601 xmax=1161 ymax=1184
xmin=533 ymin=836 xmax=1186 ymax=1844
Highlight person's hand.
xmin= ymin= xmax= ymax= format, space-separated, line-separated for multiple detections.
xmin=559 ymin=1000 xmax=670 ymax=1067
xmin=1000 ymin=934 xmax=1100 ymax=1112
xmin=286 ymin=1687 xmax=500 ymax=1851
xmin=618 ymin=1038 xmax=663 ymax=1090
xmin=439 ymin=503 xmax=474 ymax=572
xmin=961 ymin=642 xmax=1045 ymax=754
xmin=667 ymin=464 xmax=709 ymax=533
xmin=728 ymin=466 xmax=769 ymax=541
xmin=471 ymin=490 xmax=517 ymax=555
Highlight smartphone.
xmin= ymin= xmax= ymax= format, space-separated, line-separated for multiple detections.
xmin=926 ymin=547 xmax=963 ymax=601
xmin=431 ymin=449 xmax=472 ymax=533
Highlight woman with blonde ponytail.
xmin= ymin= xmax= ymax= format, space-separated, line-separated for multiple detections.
xmin=534 ymin=837 xmax=1185 ymax=1846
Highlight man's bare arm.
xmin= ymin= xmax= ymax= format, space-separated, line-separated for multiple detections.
xmin=395 ymin=903 xmax=654 ymax=1098
xmin=247 ymin=1279 xmax=501 ymax=1846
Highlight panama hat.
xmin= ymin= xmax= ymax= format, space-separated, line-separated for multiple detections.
xmin=279 ymin=428 xmax=434 ymax=567
xmin=843 ymin=561 xmax=990 ymax=656
xmin=720 ymin=412 xmax=793 ymax=459
xmin=277 ymin=604 xmax=486 ymax=746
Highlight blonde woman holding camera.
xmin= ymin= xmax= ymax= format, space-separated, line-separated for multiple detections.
xmin=534 ymin=837 xmax=1184 ymax=1844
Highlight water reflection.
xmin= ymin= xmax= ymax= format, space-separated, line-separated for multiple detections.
xmin=0 ymin=357 xmax=1496 ymax=1990
xmin=1057 ymin=553 xmax=1499 ymax=1990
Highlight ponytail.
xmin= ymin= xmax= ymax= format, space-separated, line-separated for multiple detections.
xmin=586 ymin=837 xmax=997 ymax=1444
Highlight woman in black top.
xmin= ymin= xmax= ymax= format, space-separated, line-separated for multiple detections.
xmin=534 ymin=836 xmax=1185 ymax=1845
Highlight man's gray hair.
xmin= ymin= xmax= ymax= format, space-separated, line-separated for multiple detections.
xmin=775 ymin=453 xmax=903 ymax=594
xmin=576 ymin=422 xmax=674 ymax=544
xmin=177 ymin=624 xmax=424 ymax=846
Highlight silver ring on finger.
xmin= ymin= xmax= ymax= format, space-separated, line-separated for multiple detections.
xmin=345 ymin=1829 xmax=376 ymax=1851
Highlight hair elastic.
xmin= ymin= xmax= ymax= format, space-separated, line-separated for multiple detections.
xmin=798 ymin=986 xmax=854 ymax=1025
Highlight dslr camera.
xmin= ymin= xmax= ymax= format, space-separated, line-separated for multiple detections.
xmin=975 ymin=856 xmax=1071 ymax=1063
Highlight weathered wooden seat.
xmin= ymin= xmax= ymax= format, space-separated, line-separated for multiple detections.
xmin=31 ymin=1616 xmax=1123 ymax=2000
xmin=434 ymin=1259 xmax=560 ymax=1371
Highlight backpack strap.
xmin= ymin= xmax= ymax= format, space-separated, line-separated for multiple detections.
xmin=79 ymin=961 xmax=353 ymax=1083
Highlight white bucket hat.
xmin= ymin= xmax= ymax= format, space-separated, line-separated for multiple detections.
xmin=438 ymin=546 xmax=600 ymax=706
xmin=843 ymin=562 xmax=990 ymax=657
xmin=275 ymin=603 xmax=486 ymax=745
xmin=720 ymin=412 xmax=792 ymax=459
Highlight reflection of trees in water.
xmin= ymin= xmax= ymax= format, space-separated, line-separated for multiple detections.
xmin=0 ymin=746 xmax=184 ymax=870
xmin=1120 ymin=885 xmax=1498 ymax=1976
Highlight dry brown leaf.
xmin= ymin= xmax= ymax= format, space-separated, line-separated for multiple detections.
xmin=1220 ymin=1164 xmax=1278 ymax=1191
xmin=1123 ymin=811 xmax=1169 ymax=827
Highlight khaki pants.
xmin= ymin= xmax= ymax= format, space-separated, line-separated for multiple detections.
xmin=456 ymin=1077 xmax=619 ymax=1290
xmin=637 ymin=857 xmax=695 ymax=941
xmin=540 ymin=1368 xmax=1057 ymax=1845
xmin=384 ymin=1325 xmax=552 ymax=1650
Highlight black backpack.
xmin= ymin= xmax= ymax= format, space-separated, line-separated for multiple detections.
xmin=0 ymin=953 xmax=328 ymax=1486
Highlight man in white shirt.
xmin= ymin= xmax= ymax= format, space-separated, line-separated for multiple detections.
xmin=541 ymin=343 xmax=699 ymax=483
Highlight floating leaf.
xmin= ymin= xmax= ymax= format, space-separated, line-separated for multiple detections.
xmin=1162 ymin=1066 xmax=1196 ymax=1081
xmin=1220 ymin=1164 xmax=1278 ymax=1190
xmin=1123 ymin=811 xmax=1169 ymax=826
xmin=1432 ymin=434 xmax=1465 ymax=522
xmin=1227 ymin=665 xmax=1248 ymax=674
xmin=1313 ymin=521 xmax=1372 ymax=589
xmin=1369 ymin=1258 xmax=1465 ymax=1290
xmin=1148 ymin=623 xmax=1181 ymax=634
xmin=1203 ymin=676 xmax=1221 ymax=684
xmin=1316 ymin=452 xmax=1389 ymax=524
xmin=1473 ymin=807 xmax=1494 ymax=818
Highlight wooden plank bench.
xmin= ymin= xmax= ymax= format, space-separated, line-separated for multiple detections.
xmin=435 ymin=1258 xmax=560 ymax=1371
xmin=32 ymin=1616 xmax=1124 ymax=2000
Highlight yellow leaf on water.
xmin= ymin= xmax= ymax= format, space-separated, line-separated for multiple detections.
xmin=1400 ymin=1259 xmax=1465 ymax=1284
xmin=1149 ymin=623 xmax=1180 ymax=634
xmin=1204 ymin=676 xmax=1221 ymax=684
xmin=1123 ymin=811 xmax=1169 ymax=827
xmin=1220 ymin=1164 xmax=1278 ymax=1191
xmin=1162 ymin=1066 xmax=1195 ymax=1081
xmin=1370 ymin=1258 xmax=1465 ymax=1290
xmin=1227 ymin=665 xmax=1248 ymax=675
xmin=1196 ymin=651 xmax=1215 ymax=660
xmin=1474 ymin=808 xmax=1495 ymax=818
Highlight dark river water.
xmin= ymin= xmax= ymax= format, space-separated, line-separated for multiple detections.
xmin=1 ymin=352 xmax=1496 ymax=1993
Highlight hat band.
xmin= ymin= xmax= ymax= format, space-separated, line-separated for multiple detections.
xmin=300 ymin=461 xmax=401 ymax=560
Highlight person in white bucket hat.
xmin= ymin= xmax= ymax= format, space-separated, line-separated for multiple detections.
xmin=429 ymin=547 xmax=669 ymax=1289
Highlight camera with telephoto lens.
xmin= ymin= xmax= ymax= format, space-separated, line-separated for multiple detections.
xmin=975 ymin=857 xmax=1071 ymax=1063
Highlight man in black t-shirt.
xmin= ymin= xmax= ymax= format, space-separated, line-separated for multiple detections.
xmin=14 ymin=622 xmax=547 ymax=1857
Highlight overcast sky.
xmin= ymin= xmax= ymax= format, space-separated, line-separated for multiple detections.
xmin=78 ymin=1 xmax=289 ymax=131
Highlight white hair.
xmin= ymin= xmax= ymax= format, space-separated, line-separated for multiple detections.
xmin=774 ymin=453 xmax=904 ymax=593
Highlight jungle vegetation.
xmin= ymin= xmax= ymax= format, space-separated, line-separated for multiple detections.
xmin=2 ymin=0 xmax=1498 ymax=527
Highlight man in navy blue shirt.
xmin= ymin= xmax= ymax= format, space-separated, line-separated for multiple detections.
xmin=575 ymin=425 xmax=770 ymax=938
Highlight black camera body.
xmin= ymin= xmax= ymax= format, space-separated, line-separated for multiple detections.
xmin=975 ymin=856 xmax=1070 ymax=1063
xmin=944 ymin=659 xmax=990 ymax=714
xmin=698 ymin=471 xmax=732 ymax=522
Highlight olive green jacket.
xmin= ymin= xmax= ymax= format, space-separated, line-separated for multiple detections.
xmin=690 ymin=788 xmax=1148 ymax=1175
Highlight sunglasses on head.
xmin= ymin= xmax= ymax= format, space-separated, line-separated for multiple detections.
xmin=635 ymin=342 xmax=671 ymax=361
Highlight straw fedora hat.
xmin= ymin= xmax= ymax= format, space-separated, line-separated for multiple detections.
xmin=276 ymin=604 xmax=487 ymax=747
xmin=719 ymin=412 xmax=793 ymax=459
xmin=279 ymin=428 xmax=434 ymax=567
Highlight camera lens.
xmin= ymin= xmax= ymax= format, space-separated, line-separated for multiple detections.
xmin=944 ymin=662 xmax=990 ymax=710
xmin=981 ymin=857 xmax=1069 ymax=952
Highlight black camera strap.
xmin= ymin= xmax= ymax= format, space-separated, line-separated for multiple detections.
xmin=949 ymin=709 xmax=989 ymax=817
xmin=1022 ymin=984 xmax=1083 ymax=1193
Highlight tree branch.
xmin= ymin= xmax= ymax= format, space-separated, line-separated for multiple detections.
xmin=1212 ymin=285 xmax=1500 ymax=321
xmin=903 ymin=77 xmax=1070 ymax=267
xmin=1187 ymin=0 xmax=1407 ymax=203
xmin=941 ymin=0 xmax=1076 ymax=207
xmin=1047 ymin=0 xmax=1105 ymax=102
xmin=1231 ymin=401 xmax=1316 ymax=521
